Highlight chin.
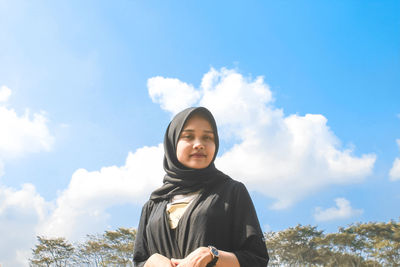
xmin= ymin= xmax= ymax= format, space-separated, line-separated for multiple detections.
xmin=190 ymin=165 xmax=206 ymax=169
xmin=187 ymin=162 xmax=208 ymax=169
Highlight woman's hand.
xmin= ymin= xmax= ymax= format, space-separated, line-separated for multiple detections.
xmin=171 ymin=247 xmax=212 ymax=267
xmin=144 ymin=253 xmax=176 ymax=267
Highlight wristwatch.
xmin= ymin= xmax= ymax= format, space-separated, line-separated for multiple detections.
xmin=207 ymin=245 xmax=219 ymax=267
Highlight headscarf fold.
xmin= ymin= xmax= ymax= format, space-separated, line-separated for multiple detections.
xmin=150 ymin=107 xmax=230 ymax=200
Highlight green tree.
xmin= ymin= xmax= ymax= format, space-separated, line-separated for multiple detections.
xmin=29 ymin=236 xmax=74 ymax=267
xmin=319 ymin=232 xmax=380 ymax=267
xmin=102 ymin=227 xmax=136 ymax=266
xmin=73 ymin=227 xmax=136 ymax=266
xmin=266 ymin=224 xmax=325 ymax=266
xmin=265 ymin=223 xmax=390 ymax=267
xmin=340 ymin=220 xmax=400 ymax=266
xmin=73 ymin=234 xmax=108 ymax=267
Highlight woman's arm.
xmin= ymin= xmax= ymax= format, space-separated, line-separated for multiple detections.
xmin=134 ymin=201 xmax=153 ymax=266
xmin=230 ymin=182 xmax=269 ymax=267
xmin=215 ymin=249 xmax=240 ymax=267
xmin=144 ymin=253 xmax=176 ymax=267
xmin=170 ymin=247 xmax=239 ymax=267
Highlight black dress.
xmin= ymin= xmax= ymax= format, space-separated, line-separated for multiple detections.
xmin=133 ymin=178 xmax=269 ymax=267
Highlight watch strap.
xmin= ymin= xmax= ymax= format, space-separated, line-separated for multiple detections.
xmin=206 ymin=246 xmax=219 ymax=267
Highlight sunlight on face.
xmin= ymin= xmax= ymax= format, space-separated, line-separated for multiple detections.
xmin=176 ymin=115 xmax=216 ymax=169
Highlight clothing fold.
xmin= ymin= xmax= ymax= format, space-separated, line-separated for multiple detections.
xmin=134 ymin=179 xmax=269 ymax=267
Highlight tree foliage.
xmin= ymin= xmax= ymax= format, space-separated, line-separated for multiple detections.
xmin=30 ymin=227 xmax=136 ymax=267
xmin=30 ymin=236 xmax=74 ymax=267
xmin=30 ymin=221 xmax=399 ymax=266
xmin=266 ymin=220 xmax=400 ymax=267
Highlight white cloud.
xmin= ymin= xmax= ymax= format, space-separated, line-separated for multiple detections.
xmin=314 ymin=198 xmax=363 ymax=222
xmin=0 ymin=86 xmax=54 ymax=179
xmin=0 ymin=184 xmax=50 ymax=267
xmin=389 ymin=139 xmax=400 ymax=181
xmin=0 ymin=85 xmax=12 ymax=102
xmin=1 ymin=144 xmax=165 ymax=264
xmin=0 ymin=108 xmax=54 ymax=158
xmin=389 ymin=159 xmax=400 ymax=181
xmin=0 ymin=86 xmax=54 ymax=161
xmin=200 ymin=68 xmax=273 ymax=129
xmin=148 ymin=76 xmax=201 ymax=115
xmin=149 ymin=67 xmax=376 ymax=209
xmin=39 ymin=144 xmax=164 ymax=240
xmin=0 ymin=130 xmax=164 ymax=266
xmin=0 ymin=86 xmax=54 ymax=266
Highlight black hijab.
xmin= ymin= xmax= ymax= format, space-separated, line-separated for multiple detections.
xmin=150 ymin=107 xmax=230 ymax=200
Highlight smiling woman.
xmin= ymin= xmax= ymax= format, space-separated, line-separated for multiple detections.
xmin=133 ymin=107 xmax=269 ymax=267
xmin=176 ymin=114 xmax=216 ymax=169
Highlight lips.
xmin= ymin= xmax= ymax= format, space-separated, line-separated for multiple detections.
xmin=190 ymin=153 xmax=206 ymax=158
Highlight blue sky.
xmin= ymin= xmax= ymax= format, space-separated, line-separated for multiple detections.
xmin=0 ymin=1 xmax=399 ymax=266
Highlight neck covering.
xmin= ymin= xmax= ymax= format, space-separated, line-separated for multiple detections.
xmin=150 ymin=107 xmax=230 ymax=200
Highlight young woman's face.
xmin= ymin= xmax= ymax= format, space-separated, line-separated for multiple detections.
xmin=176 ymin=115 xmax=216 ymax=169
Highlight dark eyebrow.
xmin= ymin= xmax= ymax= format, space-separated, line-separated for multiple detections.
xmin=181 ymin=129 xmax=214 ymax=134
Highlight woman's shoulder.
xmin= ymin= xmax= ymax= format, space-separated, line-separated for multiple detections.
xmin=211 ymin=178 xmax=255 ymax=210
xmin=140 ymin=198 xmax=159 ymax=214
xmin=217 ymin=176 xmax=250 ymax=194
xmin=222 ymin=176 xmax=247 ymax=187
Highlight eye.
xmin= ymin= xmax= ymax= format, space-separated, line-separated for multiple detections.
xmin=204 ymin=135 xmax=214 ymax=141
xmin=181 ymin=134 xmax=193 ymax=140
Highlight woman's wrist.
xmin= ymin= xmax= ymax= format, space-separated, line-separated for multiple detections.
xmin=144 ymin=253 xmax=174 ymax=267
xmin=206 ymin=246 xmax=219 ymax=266
xmin=213 ymin=250 xmax=240 ymax=267
xmin=199 ymin=246 xmax=214 ymax=265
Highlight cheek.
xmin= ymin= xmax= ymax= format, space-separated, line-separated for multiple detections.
xmin=208 ymin=143 xmax=216 ymax=158
xmin=176 ymin=141 xmax=187 ymax=160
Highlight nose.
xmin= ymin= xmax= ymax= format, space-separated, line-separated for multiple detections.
xmin=193 ymin=139 xmax=205 ymax=150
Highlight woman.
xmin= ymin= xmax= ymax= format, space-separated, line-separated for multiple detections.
xmin=134 ymin=107 xmax=268 ymax=267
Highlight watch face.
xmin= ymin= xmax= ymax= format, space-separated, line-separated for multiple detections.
xmin=210 ymin=246 xmax=219 ymax=257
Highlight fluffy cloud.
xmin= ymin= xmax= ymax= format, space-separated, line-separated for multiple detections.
xmin=0 ymin=86 xmax=54 ymax=161
xmin=0 ymin=86 xmax=165 ymax=264
xmin=0 ymin=184 xmax=50 ymax=267
xmin=389 ymin=139 xmax=400 ymax=181
xmin=149 ymin=68 xmax=376 ymax=209
xmin=1 ymin=144 xmax=165 ymax=264
xmin=314 ymin=198 xmax=363 ymax=222
xmin=39 ymin=144 xmax=164 ymax=240
xmin=148 ymin=77 xmax=201 ymax=115
xmin=0 ymin=86 xmax=54 ymax=266
xmin=0 ymin=139 xmax=164 ymax=266
xmin=0 ymin=85 xmax=12 ymax=102
xmin=389 ymin=159 xmax=400 ymax=181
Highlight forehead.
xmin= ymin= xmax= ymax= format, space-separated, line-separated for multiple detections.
xmin=182 ymin=114 xmax=213 ymax=130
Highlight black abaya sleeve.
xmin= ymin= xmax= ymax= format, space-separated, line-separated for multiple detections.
xmin=231 ymin=182 xmax=269 ymax=267
xmin=133 ymin=200 xmax=152 ymax=267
